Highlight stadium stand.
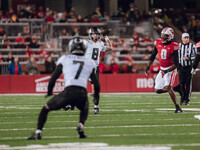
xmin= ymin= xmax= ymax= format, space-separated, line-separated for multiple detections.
xmin=0 ymin=3 xmax=198 ymax=77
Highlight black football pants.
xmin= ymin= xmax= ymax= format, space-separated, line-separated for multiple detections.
xmin=178 ymin=66 xmax=192 ymax=102
xmin=37 ymin=86 xmax=89 ymax=130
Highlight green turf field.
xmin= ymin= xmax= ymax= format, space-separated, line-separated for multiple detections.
xmin=0 ymin=94 xmax=200 ymax=150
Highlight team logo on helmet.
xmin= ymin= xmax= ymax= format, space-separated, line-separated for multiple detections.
xmin=161 ymin=27 xmax=174 ymax=41
xmin=88 ymin=27 xmax=101 ymax=42
xmin=68 ymin=37 xmax=86 ymax=54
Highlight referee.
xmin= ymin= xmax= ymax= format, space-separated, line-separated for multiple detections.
xmin=174 ymin=33 xmax=197 ymax=105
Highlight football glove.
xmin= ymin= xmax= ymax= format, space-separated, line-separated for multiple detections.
xmin=145 ymin=65 xmax=150 ymax=77
xmin=191 ymin=68 xmax=196 ymax=75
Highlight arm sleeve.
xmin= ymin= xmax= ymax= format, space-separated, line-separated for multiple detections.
xmin=90 ymin=69 xmax=100 ymax=96
xmin=191 ymin=45 xmax=197 ymax=61
xmin=193 ymin=54 xmax=200 ymax=69
xmin=83 ymin=39 xmax=88 ymax=49
xmin=149 ymin=47 xmax=158 ymax=61
xmin=47 ymin=64 xmax=63 ymax=95
xmin=172 ymin=51 xmax=179 ymax=66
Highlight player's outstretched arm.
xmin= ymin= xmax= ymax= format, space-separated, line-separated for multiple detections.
xmin=46 ymin=64 xmax=63 ymax=97
xmin=104 ymin=36 xmax=113 ymax=52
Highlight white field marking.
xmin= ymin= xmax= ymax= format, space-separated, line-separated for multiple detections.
xmin=2 ymin=132 xmax=200 ymax=140
xmin=0 ymin=118 xmax=194 ymax=125
xmin=156 ymin=108 xmax=200 ymax=111
xmin=0 ymin=143 xmax=170 ymax=150
xmin=194 ymin=115 xmax=200 ymax=121
xmin=0 ymin=109 xmax=151 ymax=115
xmin=0 ymin=108 xmax=147 ymax=112
xmin=0 ymin=112 xmax=190 ymax=119
xmin=131 ymin=102 xmax=173 ymax=105
xmin=123 ymin=109 xmax=147 ymax=112
xmin=2 ymin=101 xmax=200 ymax=107
xmin=0 ymin=106 xmax=41 ymax=109
xmin=1 ymin=124 xmax=200 ymax=131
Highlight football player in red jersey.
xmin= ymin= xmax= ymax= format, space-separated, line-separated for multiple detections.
xmin=145 ymin=27 xmax=183 ymax=113
xmin=191 ymin=41 xmax=200 ymax=74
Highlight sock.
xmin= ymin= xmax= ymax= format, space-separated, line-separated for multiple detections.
xmin=77 ymin=122 xmax=84 ymax=131
xmin=94 ymin=105 xmax=99 ymax=108
xmin=36 ymin=129 xmax=42 ymax=134
xmin=37 ymin=106 xmax=49 ymax=130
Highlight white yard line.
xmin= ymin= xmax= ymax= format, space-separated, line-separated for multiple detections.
xmin=156 ymin=108 xmax=200 ymax=111
xmin=1 ymin=132 xmax=200 ymax=140
xmin=0 ymin=143 xmax=171 ymax=150
xmin=0 ymin=112 xmax=196 ymax=119
xmin=0 ymin=124 xmax=200 ymax=131
xmin=0 ymin=118 xmax=192 ymax=125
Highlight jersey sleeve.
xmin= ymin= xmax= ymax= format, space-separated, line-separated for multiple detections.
xmin=193 ymin=44 xmax=197 ymax=54
xmin=154 ymin=39 xmax=160 ymax=46
xmin=173 ymin=42 xmax=180 ymax=52
xmin=83 ymin=39 xmax=88 ymax=49
xmin=196 ymin=42 xmax=200 ymax=48
xmin=101 ymin=41 xmax=106 ymax=52
xmin=56 ymin=55 xmax=65 ymax=66
xmin=196 ymin=42 xmax=200 ymax=52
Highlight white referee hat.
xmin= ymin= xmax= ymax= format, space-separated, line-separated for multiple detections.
xmin=182 ymin=33 xmax=190 ymax=38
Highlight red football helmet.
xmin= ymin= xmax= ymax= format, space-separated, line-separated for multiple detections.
xmin=161 ymin=27 xmax=174 ymax=42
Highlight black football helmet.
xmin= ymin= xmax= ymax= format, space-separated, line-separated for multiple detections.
xmin=68 ymin=37 xmax=86 ymax=55
xmin=88 ymin=27 xmax=101 ymax=42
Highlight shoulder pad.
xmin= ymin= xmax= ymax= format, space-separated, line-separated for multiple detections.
xmin=154 ymin=39 xmax=161 ymax=46
xmin=173 ymin=44 xmax=180 ymax=51
xmin=173 ymin=41 xmax=179 ymax=46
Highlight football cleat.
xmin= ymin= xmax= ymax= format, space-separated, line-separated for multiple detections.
xmin=94 ymin=105 xmax=99 ymax=114
xmin=185 ymin=101 xmax=190 ymax=106
xmin=180 ymin=98 xmax=185 ymax=105
xmin=27 ymin=132 xmax=42 ymax=140
xmin=76 ymin=123 xmax=87 ymax=139
xmin=174 ymin=106 xmax=183 ymax=113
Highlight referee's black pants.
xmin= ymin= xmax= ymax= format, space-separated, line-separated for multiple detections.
xmin=178 ymin=66 xmax=192 ymax=102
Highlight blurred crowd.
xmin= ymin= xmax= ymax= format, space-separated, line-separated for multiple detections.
xmin=0 ymin=3 xmax=150 ymax=24
xmin=0 ymin=2 xmax=162 ymax=75
xmin=0 ymin=29 xmax=158 ymax=75
xmin=154 ymin=8 xmax=200 ymax=43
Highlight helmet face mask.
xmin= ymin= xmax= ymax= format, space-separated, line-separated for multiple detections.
xmin=68 ymin=37 xmax=86 ymax=55
xmin=89 ymin=27 xmax=101 ymax=42
xmin=161 ymin=27 xmax=174 ymax=43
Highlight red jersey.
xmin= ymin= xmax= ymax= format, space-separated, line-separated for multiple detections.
xmin=196 ymin=41 xmax=200 ymax=52
xmin=154 ymin=39 xmax=180 ymax=68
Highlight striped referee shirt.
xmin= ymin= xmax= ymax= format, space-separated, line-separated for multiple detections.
xmin=178 ymin=43 xmax=197 ymax=67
